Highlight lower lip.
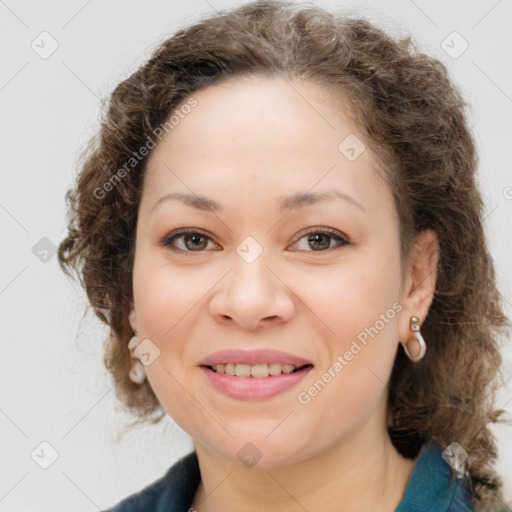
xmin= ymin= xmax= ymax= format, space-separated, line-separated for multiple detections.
xmin=200 ymin=365 xmax=313 ymax=400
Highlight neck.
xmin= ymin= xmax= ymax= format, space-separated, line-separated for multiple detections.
xmin=191 ymin=411 xmax=417 ymax=512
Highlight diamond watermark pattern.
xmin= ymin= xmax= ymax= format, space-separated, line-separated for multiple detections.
xmin=31 ymin=31 xmax=59 ymax=59
xmin=32 ymin=237 xmax=57 ymax=263
xmin=237 ymin=442 xmax=262 ymax=468
xmin=441 ymin=442 xmax=468 ymax=470
xmin=31 ymin=441 xmax=59 ymax=469
xmin=441 ymin=31 xmax=469 ymax=59
xmin=338 ymin=134 xmax=366 ymax=162
xmin=134 ymin=338 xmax=161 ymax=366
xmin=236 ymin=236 xmax=263 ymax=264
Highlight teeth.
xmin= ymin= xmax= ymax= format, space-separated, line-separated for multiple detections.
xmin=251 ymin=364 xmax=269 ymax=378
xmin=212 ymin=362 xmax=300 ymax=377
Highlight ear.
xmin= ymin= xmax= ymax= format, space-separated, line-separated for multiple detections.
xmin=398 ymin=229 xmax=440 ymax=347
xmin=128 ymin=305 xmax=138 ymax=335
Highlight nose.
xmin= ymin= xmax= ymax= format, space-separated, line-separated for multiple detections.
xmin=209 ymin=252 xmax=295 ymax=330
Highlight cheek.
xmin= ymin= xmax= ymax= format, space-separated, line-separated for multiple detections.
xmin=133 ymin=257 xmax=211 ymax=339
xmin=290 ymin=262 xmax=400 ymax=446
xmin=132 ymin=261 xmax=209 ymax=431
xmin=301 ymin=254 xmax=401 ymax=353
xmin=294 ymin=247 xmax=402 ymax=412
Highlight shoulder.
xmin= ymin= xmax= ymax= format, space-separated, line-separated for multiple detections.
xmin=396 ymin=441 xmax=475 ymax=512
xmin=101 ymin=451 xmax=200 ymax=512
xmin=446 ymin=475 xmax=474 ymax=512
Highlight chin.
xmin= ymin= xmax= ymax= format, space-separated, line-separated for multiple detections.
xmin=201 ymin=433 xmax=312 ymax=469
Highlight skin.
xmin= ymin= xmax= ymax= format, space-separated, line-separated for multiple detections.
xmin=128 ymin=74 xmax=440 ymax=512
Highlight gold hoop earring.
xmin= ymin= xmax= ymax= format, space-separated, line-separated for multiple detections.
xmin=403 ymin=316 xmax=426 ymax=362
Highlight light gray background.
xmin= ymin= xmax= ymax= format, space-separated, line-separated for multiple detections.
xmin=1 ymin=0 xmax=511 ymax=510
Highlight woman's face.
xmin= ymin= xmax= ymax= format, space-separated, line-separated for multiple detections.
xmin=129 ymin=75 xmax=412 ymax=467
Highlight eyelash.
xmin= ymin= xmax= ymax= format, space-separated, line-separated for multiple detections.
xmin=158 ymin=227 xmax=351 ymax=254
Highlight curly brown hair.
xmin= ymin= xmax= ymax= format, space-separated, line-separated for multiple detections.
xmin=58 ymin=1 xmax=511 ymax=509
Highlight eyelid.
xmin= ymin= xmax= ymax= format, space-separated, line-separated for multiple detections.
xmin=291 ymin=226 xmax=350 ymax=246
xmin=158 ymin=227 xmax=220 ymax=251
xmin=158 ymin=226 xmax=351 ymax=253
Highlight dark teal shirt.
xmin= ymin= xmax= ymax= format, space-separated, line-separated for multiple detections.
xmin=102 ymin=441 xmax=481 ymax=511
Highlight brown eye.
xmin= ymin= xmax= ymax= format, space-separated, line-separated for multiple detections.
xmin=159 ymin=227 xmax=350 ymax=254
xmin=180 ymin=233 xmax=209 ymax=251
xmin=159 ymin=229 xmax=217 ymax=252
xmin=307 ymin=233 xmax=332 ymax=251
xmin=291 ymin=228 xmax=350 ymax=253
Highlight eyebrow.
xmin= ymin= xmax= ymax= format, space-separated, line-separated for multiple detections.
xmin=150 ymin=189 xmax=366 ymax=215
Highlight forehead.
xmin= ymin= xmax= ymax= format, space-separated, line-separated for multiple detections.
xmin=142 ymin=75 xmax=391 ymax=218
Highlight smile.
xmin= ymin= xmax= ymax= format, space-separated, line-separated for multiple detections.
xmin=207 ymin=362 xmax=311 ymax=377
xmin=200 ymin=364 xmax=314 ymax=400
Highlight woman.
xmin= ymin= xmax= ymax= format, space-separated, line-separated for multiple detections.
xmin=58 ymin=1 xmax=511 ymax=510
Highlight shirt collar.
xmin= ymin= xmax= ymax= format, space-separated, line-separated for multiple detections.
xmin=165 ymin=440 xmax=472 ymax=511
xmin=395 ymin=440 xmax=473 ymax=511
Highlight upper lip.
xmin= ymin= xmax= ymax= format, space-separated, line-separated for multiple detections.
xmin=200 ymin=349 xmax=314 ymax=367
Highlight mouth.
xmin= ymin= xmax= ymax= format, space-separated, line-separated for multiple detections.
xmin=198 ymin=348 xmax=314 ymax=399
xmin=199 ymin=362 xmax=314 ymax=400
xmin=202 ymin=362 xmax=314 ymax=377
